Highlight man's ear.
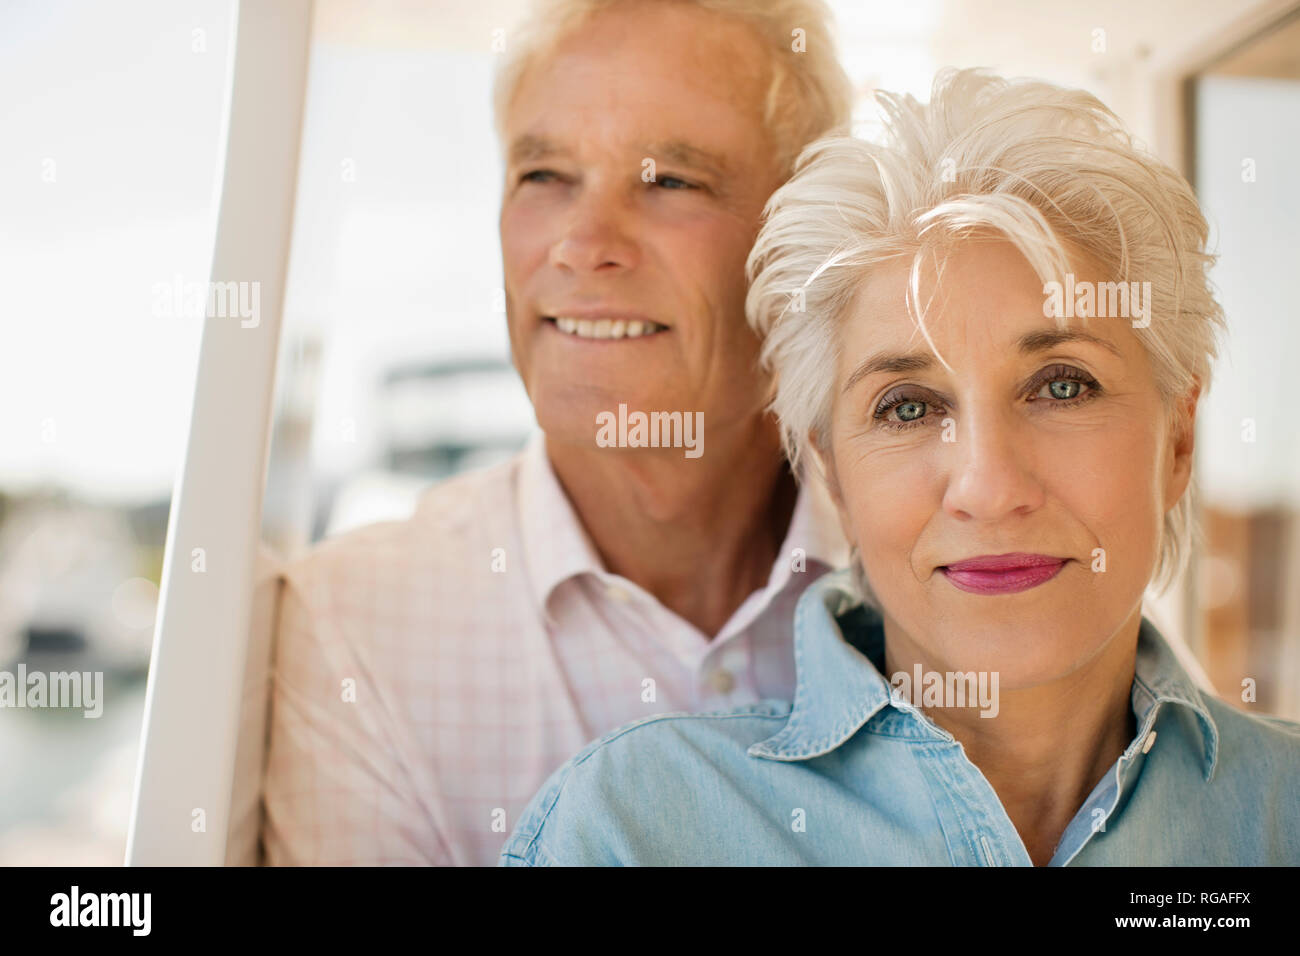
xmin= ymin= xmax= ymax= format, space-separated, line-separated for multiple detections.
xmin=1164 ymin=379 xmax=1202 ymax=506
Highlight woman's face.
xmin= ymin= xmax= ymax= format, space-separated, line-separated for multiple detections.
xmin=825 ymin=240 xmax=1196 ymax=688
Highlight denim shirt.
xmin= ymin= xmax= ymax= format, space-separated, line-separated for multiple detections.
xmin=500 ymin=569 xmax=1300 ymax=866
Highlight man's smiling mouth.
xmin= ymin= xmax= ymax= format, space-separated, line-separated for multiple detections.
xmin=542 ymin=316 xmax=670 ymax=339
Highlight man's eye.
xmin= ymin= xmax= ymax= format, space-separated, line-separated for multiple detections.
xmin=519 ymin=169 xmax=557 ymax=184
xmin=653 ymin=176 xmax=694 ymax=190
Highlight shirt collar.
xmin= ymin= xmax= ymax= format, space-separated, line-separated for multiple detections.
xmin=749 ymin=569 xmax=1220 ymax=781
xmin=748 ymin=570 xmax=894 ymax=760
xmin=1130 ymin=614 xmax=1220 ymax=780
xmin=517 ymin=431 xmax=849 ymax=615
xmin=517 ymin=431 xmax=605 ymax=615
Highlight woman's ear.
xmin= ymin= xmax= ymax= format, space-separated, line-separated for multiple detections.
xmin=808 ymin=430 xmax=857 ymax=546
xmin=808 ymin=429 xmax=839 ymax=498
xmin=1164 ymin=379 xmax=1202 ymax=506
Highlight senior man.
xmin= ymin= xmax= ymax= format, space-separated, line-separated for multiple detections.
xmin=261 ymin=0 xmax=853 ymax=866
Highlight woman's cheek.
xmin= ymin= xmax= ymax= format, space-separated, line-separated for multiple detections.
xmin=840 ymin=447 xmax=936 ymax=581
xmin=1042 ymin=415 xmax=1164 ymax=580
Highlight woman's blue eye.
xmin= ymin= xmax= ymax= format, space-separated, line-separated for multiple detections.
xmin=655 ymin=176 xmax=693 ymax=190
xmin=873 ymin=388 xmax=942 ymax=430
xmin=1031 ymin=365 xmax=1099 ymax=404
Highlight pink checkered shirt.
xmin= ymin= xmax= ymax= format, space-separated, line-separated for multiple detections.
xmin=261 ymin=432 xmax=847 ymax=865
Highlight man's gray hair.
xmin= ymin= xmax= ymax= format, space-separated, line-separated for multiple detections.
xmin=492 ymin=0 xmax=854 ymax=178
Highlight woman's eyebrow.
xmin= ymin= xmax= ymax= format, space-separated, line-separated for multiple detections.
xmin=840 ymin=327 xmax=1125 ymax=395
xmin=841 ymin=352 xmax=932 ymax=394
xmin=1018 ymin=328 xmax=1124 ymax=358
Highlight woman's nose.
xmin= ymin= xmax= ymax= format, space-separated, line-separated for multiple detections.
xmin=940 ymin=410 xmax=1046 ymax=522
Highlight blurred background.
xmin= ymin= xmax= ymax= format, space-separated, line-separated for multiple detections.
xmin=1 ymin=0 xmax=1297 ymax=865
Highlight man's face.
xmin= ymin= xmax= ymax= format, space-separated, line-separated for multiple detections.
xmin=499 ymin=1 xmax=786 ymax=450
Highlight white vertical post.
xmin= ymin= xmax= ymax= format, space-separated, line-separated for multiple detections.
xmin=126 ymin=0 xmax=314 ymax=866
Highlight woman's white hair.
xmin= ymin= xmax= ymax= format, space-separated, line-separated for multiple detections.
xmin=745 ymin=68 xmax=1226 ymax=595
xmin=491 ymin=0 xmax=854 ymax=177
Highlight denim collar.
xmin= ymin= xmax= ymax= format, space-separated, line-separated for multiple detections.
xmin=749 ymin=568 xmax=1219 ymax=781
xmin=748 ymin=570 xmax=898 ymax=760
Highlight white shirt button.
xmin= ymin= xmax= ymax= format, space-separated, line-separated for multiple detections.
xmin=1142 ymin=730 xmax=1158 ymax=754
xmin=604 ymin=584 xmax=632 ymax=604
xmin=710 ymin=668 xmax=736 ymax=695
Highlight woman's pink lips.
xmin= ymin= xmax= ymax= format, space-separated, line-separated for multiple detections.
xmin=939 ymin=553 xmax=1067 ymax=595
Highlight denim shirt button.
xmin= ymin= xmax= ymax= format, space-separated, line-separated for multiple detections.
xmin=1142 ymin=730 xmax=1158 ymax=754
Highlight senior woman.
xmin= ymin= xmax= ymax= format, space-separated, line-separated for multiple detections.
xmin=498 ymin=69 xmax=1300 ymax=866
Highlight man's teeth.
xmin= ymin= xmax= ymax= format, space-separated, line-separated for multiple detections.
xmin=551 ymin=317 xmax=666 ymax=339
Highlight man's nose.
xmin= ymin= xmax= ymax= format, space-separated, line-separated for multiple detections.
xmin=549 ymin=183 xmax=640 ymax=274
xmin=940 ymin=408 xmax=1046 ymax=522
